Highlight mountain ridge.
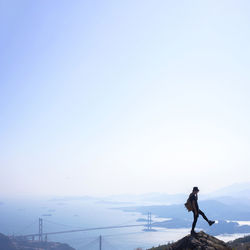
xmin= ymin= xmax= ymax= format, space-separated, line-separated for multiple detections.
xmin=148 ymin=231 xmax=231 ymax=250
xmin=0 ymin=233 xmax=75 ymax=250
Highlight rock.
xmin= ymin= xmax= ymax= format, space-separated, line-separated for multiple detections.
xmin=0 ymin=233 xmax=17 ymax=250
xmin=12 ymin=239 xmax=76 ymax=250
xmin=0 ymin=232 xmax=75 ymax=250
xmin=148 ymin=231 xmax=232 ymax=250
xmin=228 ymin=235 xmax=250 ymax=249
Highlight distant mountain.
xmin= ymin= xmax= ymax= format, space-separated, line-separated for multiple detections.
xmin=208 ymin=196 xmax=250 ymax=207
xmin=45 ymin=182 xmax=250 ymax=210
xmin=203 ymin=182 xmax=250 ymax=207
xmin=46 ymin=182 xmax=250 ymax=207
xmin=105 ymin=182 xmax=250 ymax=206
xmin=210 ymin=182 xmax=250 ymax=198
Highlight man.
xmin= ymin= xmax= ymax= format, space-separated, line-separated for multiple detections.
xmin=190 ymin=186 xmax=215 ymax=235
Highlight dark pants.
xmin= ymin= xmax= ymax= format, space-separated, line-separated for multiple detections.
xmin=192 ymin=209 xmax=209 ymax=232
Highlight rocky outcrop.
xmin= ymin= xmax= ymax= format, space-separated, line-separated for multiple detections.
xmin=0 ymin=233 xmax=75 ymax=250
xmin=228 ymin=235 xmax=250 ymax=249
xmin=148 ymin=231 xmax=232 ymax=250
xmin=0 ymin=233 xmax=16 ymax=250
xmin=12 ymin=239 xmax=76 ymax=250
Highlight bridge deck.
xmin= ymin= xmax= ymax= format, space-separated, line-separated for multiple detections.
xmin=20 ymin=224 xmax=146 ymax=237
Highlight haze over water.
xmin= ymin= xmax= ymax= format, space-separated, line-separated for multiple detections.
xmin=0 ymin=196 xmax=246 ymax=250
xmin=0 ymin=197 xmax=188 ymax=249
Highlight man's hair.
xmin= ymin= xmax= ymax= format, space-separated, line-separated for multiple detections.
xmin=193 ymin=186 xmax=199 ymax=192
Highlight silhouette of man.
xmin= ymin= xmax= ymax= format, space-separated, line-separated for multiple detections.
xmin=190 ymin=187 xmax=215 ymax=235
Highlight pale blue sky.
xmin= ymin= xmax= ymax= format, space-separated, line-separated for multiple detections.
xmin=1 ymin=0 xmax=250 ymax=197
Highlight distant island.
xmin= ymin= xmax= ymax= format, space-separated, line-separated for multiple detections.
xmin=151 ymin=219 xmax=250 ymax=236
xmin=120 ymin=199 xmax=250 ymax=235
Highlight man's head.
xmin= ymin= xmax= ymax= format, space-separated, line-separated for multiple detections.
xmin=193 ymin=186 xmax=199 ymax=194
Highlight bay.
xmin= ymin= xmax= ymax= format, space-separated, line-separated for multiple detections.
xmin=0 ymin=197 xmax=247 ymax=250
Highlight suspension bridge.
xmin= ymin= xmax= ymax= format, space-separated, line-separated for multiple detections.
xmin=12 ymin=212 xmax=154 ymax=250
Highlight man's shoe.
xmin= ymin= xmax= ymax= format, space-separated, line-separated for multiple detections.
xmin=191 ymin=230 xmax=197 ymax=235
xmin=209 ymin=220 xmax=215 ymax=226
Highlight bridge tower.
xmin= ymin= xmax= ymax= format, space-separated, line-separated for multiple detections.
xmin=99 ymin=235 xmax=102 ymax=250
xmin=38 ymin=218 xmax=43 ymax=242
xmin=147 ymin=212 xmax=152 ymax=230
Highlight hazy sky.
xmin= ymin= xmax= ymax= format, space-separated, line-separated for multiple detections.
xmin=1 ymin=0 xmax=250 ymax=197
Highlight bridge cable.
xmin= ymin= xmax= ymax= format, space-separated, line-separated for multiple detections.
xmin=102 ymin=237 xmax=122 ymax=250
xmin=79 ymin=237 xmax=99 ymax=250
xmin=43 ymin=218 xmax=79 ymax=229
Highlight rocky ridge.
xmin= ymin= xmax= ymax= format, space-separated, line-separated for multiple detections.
xmin=148 ymin=231 xmax=232 ymax=250
xmin=0 ymin=233 xmax=75 ymax=250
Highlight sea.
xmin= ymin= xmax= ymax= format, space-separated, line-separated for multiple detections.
xmin=0 ymin=197 xmax=248 ymax=250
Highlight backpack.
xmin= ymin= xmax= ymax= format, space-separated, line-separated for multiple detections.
xmin=184 ymin=196 xmax=193 ymax=212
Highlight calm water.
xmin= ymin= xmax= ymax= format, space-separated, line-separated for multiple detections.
xmin=0 ymin=197 xmax=246 ymax=250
